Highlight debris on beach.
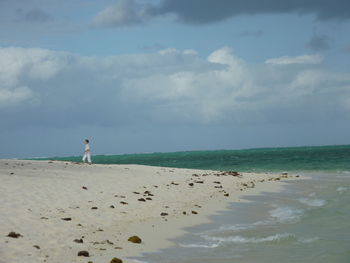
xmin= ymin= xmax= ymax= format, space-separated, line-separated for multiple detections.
xmin=110 ymin=257 xmax=123 ymax=263
xmin=214 ymin=171 xmax=241 ymax=177
xmin=128 ymin=236 xmax=142 ymax=243
xmin=33 ymin=245 xmax=40 ymax=249
xmin=242 ymin=182 xmax=255 ymax=188
xmin=91 ymin=206 xmax=98 ymax=209
xmin=138 ymin=198 xmax=146 ymax=202
xmin=61 ymin=217 xmax=72 ymax=221
xmin=73 ymin=238 xmax=84 ymax=243
xmin=77 ymin=250 xmax=89 ymax=257
xmin=191 ymin=210 xmax=198 ymax=214
xmin=7 ymin=232 xmax=22 ymax=238
xmin=82 ymin=186 xmax=88 ymax=190
xmin=160 ymin=212 xmax=168 ymax=216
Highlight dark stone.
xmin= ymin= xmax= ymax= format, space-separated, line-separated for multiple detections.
xmin=188 ymin=183 xmax=194 ymax=186
xmin=74 ymin=239 xmax=83 ymax=243
xmin=133 ymin=192 xmax=140 ymax=194
xmin=214 ymin=185 xmax=223 ymax=188
xmin=110 ymin=205 xmax=115 ymax=208
xmin=120 ymin=201 xmax=128 ymax=205
xmin=191 ymin=210 xmax=198 ymax=214
xmin=128 ymin=236 xmax=142 ymax=243
xmin=77 ymin=250 xmax=89 ymax=257
xmin=110 ymin=258 xmax=123 ymax=263
xmin=33 ymin=245 xmax=40 ymax=249
xmin=146 ymin=197 xmax=152 ymax=200
xmin=61 ymin=217 xmax=72 ymax=221
xmin=82 ymin=186 xmax=88 ymax=190
xmin=213 ymin=181 xmax=221 ymax=184
xmin=91 ymin=207 xmax=98 ymax=210
xmin=7 ymin=232 xmax=22 ymax=238
xmin=138 ymin=198 xmax=146 ymax=202
xmin=195 ymin=181 xmax=204 ymax=184
xmin=106 ymin=240 xmax=114 ymax=245
xmin=160 ymin=212 xmax=168 ymax=216
xmin=224 ymin=193 xmax=229 ymax=197
xmin=183 ymin=211 xmax=187 ymax=215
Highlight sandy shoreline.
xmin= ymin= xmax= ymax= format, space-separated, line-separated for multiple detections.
xmin=0 ymin=159 xmax=299 ymax=263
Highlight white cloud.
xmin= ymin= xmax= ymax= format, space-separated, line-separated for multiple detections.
xmin=0 ymin=86 xmax=33 ymax=108
xmin=265 ymin=54 xmax=323 ymax=65
xmin=0 ymin=46 xmax=349 ymax=127
xmin=159 ymin=48 xmax=197 ymax=56
xmin=93 ymin=0 xmax=150 ymax=27
xmin=0 ymin=47 xmax=72 ymax=107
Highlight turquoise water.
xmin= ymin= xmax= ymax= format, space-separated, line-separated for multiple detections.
xmin=36 ymin=144 xmax=350 ymax=172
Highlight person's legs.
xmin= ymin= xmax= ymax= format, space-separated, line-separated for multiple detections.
xmin=82 ymin=153 xmax=87 ymax=162
xmin=87 ymin=153 xmax=92 ymax=163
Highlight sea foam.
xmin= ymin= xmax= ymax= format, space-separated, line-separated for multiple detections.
xmin=298 ymin=198 xmax=326 ymax=207
xmin=269 ymin=207 xmax=304 ymax=223
xmin=202 ymin=233 xmax=294 ymax=244
xmin=179 ymin=242 xmax=221 ymax=248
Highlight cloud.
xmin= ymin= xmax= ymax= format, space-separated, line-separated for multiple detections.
xmin=265 ymin=54 xmax=323 ymax=65
xmin=1 ymin=46 xmax=350 ymax=131
xmin=15 ymin=8 xmax=53 ymax=23
xmin=94 ymin=0 xmax=350 ymax=28
xmin=0 ymin=47 xmax=73 ymax=108
xmin=154 ymin=0 xmax=350 ymax=24
xmin=93 ymin=0 xmax=150 ymax=27
xmin=0 ymin=86 xmax=33 ymax=108
xmin=307 ymin=35 xmax=331 ymax=51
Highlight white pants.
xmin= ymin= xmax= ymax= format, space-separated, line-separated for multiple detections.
xmin=82 ymin=152 xmax=92 ymax=163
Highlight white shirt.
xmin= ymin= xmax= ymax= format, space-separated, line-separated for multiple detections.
xmin=85 ymin=144 xmax=90 ymax=152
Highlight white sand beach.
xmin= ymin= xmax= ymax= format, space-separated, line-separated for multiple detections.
xmin=0 ymin=159 xmax=298 ymax=263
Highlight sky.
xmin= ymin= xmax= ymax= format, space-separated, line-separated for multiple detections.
xmin=1 ymin=0 xmax=350 ymax=158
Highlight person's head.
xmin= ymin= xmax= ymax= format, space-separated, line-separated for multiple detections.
xmin=84 ymin=139 xmax=89 ymax=144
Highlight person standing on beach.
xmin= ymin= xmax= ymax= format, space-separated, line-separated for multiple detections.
xmin=82 ymin=139 xmax=92 ymax=164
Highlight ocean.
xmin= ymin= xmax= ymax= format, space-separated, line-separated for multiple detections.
xmin=35 ymin=145 xmax=350 ymax=262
